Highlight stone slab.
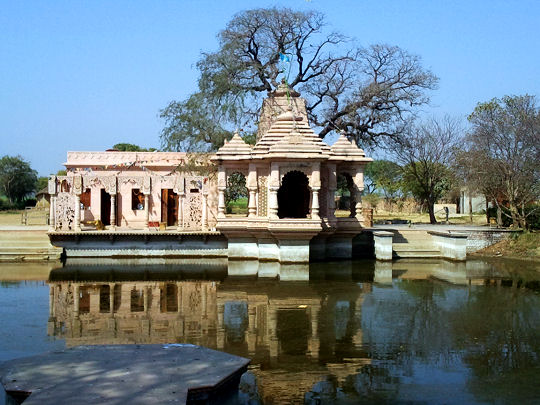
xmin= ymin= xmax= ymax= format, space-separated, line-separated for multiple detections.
xmin=0 ymin=344 xmax=250 ymax=404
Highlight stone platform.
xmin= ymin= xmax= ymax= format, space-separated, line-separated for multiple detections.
xmin=0 ymin=344 xmax=250 ymax=404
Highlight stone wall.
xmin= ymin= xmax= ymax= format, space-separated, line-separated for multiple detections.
xmin=465 ymin=229 xmax=518 ymax=253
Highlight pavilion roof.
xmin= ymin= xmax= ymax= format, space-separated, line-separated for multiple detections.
xmin=215 ymin=132 xmax=253 ymax=159
xmin=252 ymin=107 xmax=331 ymax=159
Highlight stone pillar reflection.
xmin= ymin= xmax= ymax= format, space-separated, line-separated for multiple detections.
xmin=49 ymin=286 xmax=55 ymax=318
xmin=217 ymin=302 xmax=225 ymax=350
xmin=110 ymin=194 xmax=116 ymax=229
xmin=144 ymin=194 xmax=150 ymax=230
xmin=109 ymin=283 xmax=115 ymax=315
xmin=73 ymin=284 xmax=80 ymax=318
xmin=74 ymin=194 xmax=81 ymax=231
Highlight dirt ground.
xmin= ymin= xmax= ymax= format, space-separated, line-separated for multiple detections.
xmin=0 ymin=211 xmax=25 ymax=225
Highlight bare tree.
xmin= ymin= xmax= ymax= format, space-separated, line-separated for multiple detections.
xmin=392 ymin=117 xmax=462 ymax=224
xmin=460 ymin=95 xmax=540 ymax=228
xmin=160 ymin=7 xmax=438 ymax=151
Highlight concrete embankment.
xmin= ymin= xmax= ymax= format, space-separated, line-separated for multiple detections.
xmin=0 ymin=226 xmax=62 ymax=262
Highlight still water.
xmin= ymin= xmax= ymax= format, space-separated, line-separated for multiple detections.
xmin=1 ymin=259 xmax=539 ymax=404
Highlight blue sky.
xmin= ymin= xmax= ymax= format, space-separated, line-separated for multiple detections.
xmin=1 ymin=0 xmax=539 ymax=176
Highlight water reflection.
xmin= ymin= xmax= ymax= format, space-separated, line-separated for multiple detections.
xmin=43 ymin=259 xmax=540 ymax=404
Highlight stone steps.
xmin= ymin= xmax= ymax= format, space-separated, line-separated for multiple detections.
xmin=393 ymin=250 xmax=441 ymax=258
xmin=0 ymin=229 xmax=62 ymax=261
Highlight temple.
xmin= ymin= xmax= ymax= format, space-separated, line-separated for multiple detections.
xmin=48 ymin=83 xmax=372 ymax=269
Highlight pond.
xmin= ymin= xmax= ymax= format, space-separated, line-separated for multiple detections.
xmin=1 ymin=259 xmax=539 ymax=404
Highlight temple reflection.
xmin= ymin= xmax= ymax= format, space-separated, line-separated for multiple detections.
xmin=46 ymin=259 xmax=540 ymax=403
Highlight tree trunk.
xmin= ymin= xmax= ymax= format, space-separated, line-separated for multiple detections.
xmin=428 ymin=202 xmax=437 ymax=224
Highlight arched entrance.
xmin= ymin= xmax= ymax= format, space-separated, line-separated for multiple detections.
xmin=278 ymin=171 xmax=310 ymax=218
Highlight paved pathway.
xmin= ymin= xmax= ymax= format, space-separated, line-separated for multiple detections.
xmin=0 ymin=344 xmax=250 ymax=404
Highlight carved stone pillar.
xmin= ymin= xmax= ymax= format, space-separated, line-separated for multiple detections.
xmin=73 ymin=175 xmax=82 ymax=231
xmin=268 ymin=163 xmax=279 ymax=219
xmin=310 ymin=163 xmax=321 ymax=220
xmin=248 ymin=188 xmax=257 ymax=217
xmin=201 ymin=191 xmax=208 ymax=230
xmin=144 ymin=194 xmax=150 ymax=230
xmin=177 ymin=192 xmax=184 ymax=228
xmin=110 ymin=194 xmax=116 ymax=229
xmin=327 ymin=164 xmax=337 ymax=220
xmin=218 ymin=188 xmax=226 ymax=218
xmin=48 ymin=175 xmax=57 ymax=231
xmin=49 ymin=196 xmax=56 ymax=231
xmin=354 ymin=166 xmax=364 ymax=218
xmin=180 ymin=193 xmax=186 ymax=228
xmin=74 ymin=194 xmax=81 ymax=231
xmin=311 ymin=188 xmax=320 ymax=219
xmin=217 ymin=166 xmax=226 ymax=218
xmin=247 ymin=164 xmax=257 ymax=218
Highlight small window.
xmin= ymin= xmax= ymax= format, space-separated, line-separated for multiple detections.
xmin=132 ymin=189 xmax=144 ymax=210
xmin=190 ymin=188 xmax=199 ymax=193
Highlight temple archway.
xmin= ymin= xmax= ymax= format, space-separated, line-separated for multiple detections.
xmin=278 ymin=171 xmax=310 ymax=218
xmin=226 ymin=172 xmax=248 ymax=216
xmin=335 ymin=173 xmax=356 ymax=218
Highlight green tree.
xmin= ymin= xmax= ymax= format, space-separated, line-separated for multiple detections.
xmin=365 ymin=160 xmax=403 ymax=203
xmin=459 ymin=95 xmax=540 ymax=228
xmin=392 ymin=117 xmax=461 ymax=224
xmin=0 ymin=155 xmax=38 ymax=204
xmin=112 ymin=143 xmax=157 ymax=152
xmin=160 ymin=7 xmax=438 ymax=152
xmin=36 ymin=176 xmax=49 ymax=191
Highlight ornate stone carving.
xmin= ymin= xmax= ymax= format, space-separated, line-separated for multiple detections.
xmin=142 ymin=176 xmax=151 ymax=195
xmin=56 ymin=192 xmax=75 ymax=230
xmin=187 ymin=194 xmax=202 ymax=229
xmin=257 ymin=176 xmax=268 ymax=217
xmin=73 ymin=175 xmax=83 ymax=195
xmin=172 ymin=175 xmax=184 ymax=194
xmin=48 ymin=175 xmax=57 ymax=195
xmin=102 ymin=176 xmax=117 ymax=194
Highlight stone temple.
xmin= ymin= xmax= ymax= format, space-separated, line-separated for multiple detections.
xmin=48 ymin=84 xmax=372 ymax=272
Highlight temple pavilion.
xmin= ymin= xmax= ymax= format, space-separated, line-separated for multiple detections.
xmin=48 ymin=83 xmax=372 ymax=267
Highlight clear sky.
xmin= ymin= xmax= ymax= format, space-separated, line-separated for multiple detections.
xmin=1 ymin=0 xmax=539 ymax=176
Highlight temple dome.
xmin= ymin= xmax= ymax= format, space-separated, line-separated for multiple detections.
xmin=215 ymin=132 xmax=252 ymax=159
xmin=252 ymin=107 xmax=331 ymax=159
xmin=330 ymin=133 xmax=366 ymax=157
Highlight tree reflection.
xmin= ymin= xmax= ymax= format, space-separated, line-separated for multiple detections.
xmin=451 ymin=285 xmax=540 ymax=403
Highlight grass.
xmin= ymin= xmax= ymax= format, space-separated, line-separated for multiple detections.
xmin=474 ymin=232 xmax=540 ymax=261
xmin=227 ymin=197 xmax=248 ymax=215
xmin=336 ymin=209 xmax=488 ymax=225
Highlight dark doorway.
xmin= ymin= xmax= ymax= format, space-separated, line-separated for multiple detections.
xmin=100 ymin=189 xmax=111 ymax=225
xmin=161 ymin=189 xmax=178 ymax=226
xmin=278 ymin=171 xmax=310 ymax=218
xmin=277 ymin=309 xmax=310 ymax=355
